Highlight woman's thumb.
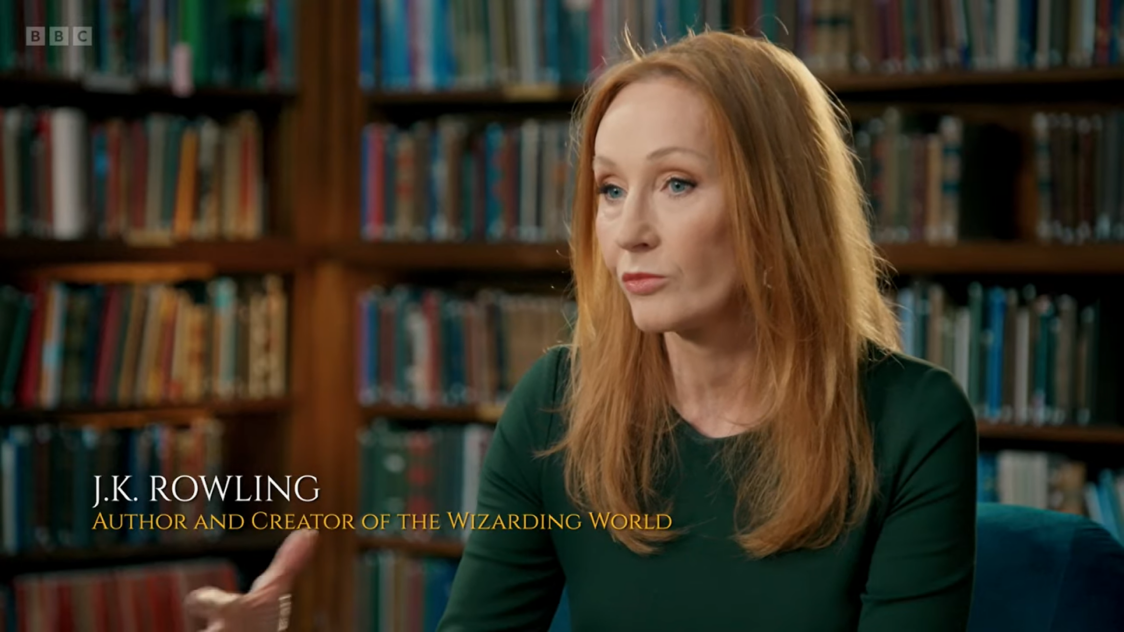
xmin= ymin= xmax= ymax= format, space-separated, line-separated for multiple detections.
xmin=250 ymin=529 xmax=319 ymax=593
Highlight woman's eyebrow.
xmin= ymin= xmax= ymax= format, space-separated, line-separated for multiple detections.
xmin=593 ymin=146 xmax=709 ymax=167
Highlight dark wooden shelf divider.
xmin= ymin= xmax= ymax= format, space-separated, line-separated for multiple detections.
xmin=880 ymin=242 xmax=1124 ymax=275
xmin=0 ymin=238 xmax=308 ymax=272
xmin=0 ymin=72 xmax=297 ymax=111
xmin=357 ymin=536 xmax=466 ymax=558
xmin=362 ymin=403 xmax=503 ymax=423
xmin=333 ymin=242 xmax=571 ymax=272
xmin=977 ymin=423 xmax=1124 ymax=445
xmin=0 ymin=397 xmax=293 ymax=426
xmin=0 ymin=533 xmax=286 ymax=572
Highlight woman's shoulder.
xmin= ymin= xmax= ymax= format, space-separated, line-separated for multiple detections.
xmin=860 ymin=347 xmax=978 ymax=460
xmin=493 ymin=345 xmax=572 ymax=450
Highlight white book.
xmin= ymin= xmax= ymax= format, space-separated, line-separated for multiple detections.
xmin=954 ymin=308 xmax=971 ymax=396
xmin=51 ymin=109 xmax=88 ymax=239
xmin=996 ymin=0 xmax=1018 ymax=68
xmin=63 ymin=0 xmax=87 ymax=77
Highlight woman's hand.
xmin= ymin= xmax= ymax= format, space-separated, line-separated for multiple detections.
xmin=185 ymin=529 xmax=319 ymax=631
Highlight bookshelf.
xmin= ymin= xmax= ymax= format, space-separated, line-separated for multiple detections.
xmin=324 ymin=1 xmax=1124 ymax=630
xmin=5 ymin=0 xmax=1124 ymax=630
xmin=0 ymin=0 xmax=326 ymax=629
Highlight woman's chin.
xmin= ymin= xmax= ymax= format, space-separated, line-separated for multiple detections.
xmin=628 ymin=310 xmax=680 ymax=334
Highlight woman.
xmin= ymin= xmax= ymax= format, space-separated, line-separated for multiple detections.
xmin=188 ymin=30 xmax=978 ymax=631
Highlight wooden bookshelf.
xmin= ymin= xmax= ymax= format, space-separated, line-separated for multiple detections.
xmin=333 ymin=242 xmax=571 ymax=272
xmin=0 ymin=72 xmax=297 ymax=112
xmin=977 ymin=423 xmax=1124 ymax=445
xmin=357 ymin=536 xmax=465 ymax=558
xmin=0 ymin=238 xmax=307 ymax=272
xmin=311 ymin=1 xmax=1124 ymax=629
xmin=0 ymin=0 xmax=322 ymax=626
xmin=819 ymin=66 xmax=1124 ymax=94
xmin=365 ymin=85 xmax=584 ymax=106
xmin=362 ymin=403 xmax=503 ymax=423
xmin=0 ymin=397 xmax=293 ymax=426
xmin=0 ymin=533 xmax=286 ymax=572
xmin=879 ymin=242 xmax=1124 ymax=275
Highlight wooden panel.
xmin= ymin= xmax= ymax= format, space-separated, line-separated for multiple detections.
xmin=0 ymin=398 xmax=293 ymax=426
xmin=0 ymin=72 xmax=296 ymax=113
xmin=0 ymin=239 xmax=307 ymax=271
xmin=0 ymin=533 xmax=285 ymax=573
xmin=362 ymin=404 xmax=503 ymax=423
xmin=978 ymin=424 xmax=1124 ymax=445
xmin=881 ymin=242 xmax=1124 ymax=275
xmin=357 ymin=536 xmax=465 ymax=558
xmin=333 ymin=242 xmax=572 ymax=271
xmin=821 ymin=66 xmax=1124 ymax=93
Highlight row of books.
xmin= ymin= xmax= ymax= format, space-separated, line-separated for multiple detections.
xmin=360 ymin=0 xmax=730 ymax=91
xmin=0 ymin=418 xmax=224 ymax=555
xmin=1032 ymin=110 xmax=1124 ymax=244
xmin=0 ymin=107 xmax=268 ymax=241
xmin=357 ymin=107 xmax=1124 ymax=247
xmin=356 ymin=286 xmax=575 ymax=409
xmin=0 ymin=559 xmax=238 ymax=632
xmin=354 ymin=551 xmax=458 ymax=632
xmin=978 ymin=451 xmax=1124 ymax=542
xmin=855 ymin=105 xmax=1124 ymax=245
xmin=0 ymin=0 xmax=298 ymax=90
xmin=0 ymin=276 xmax=288 ymax=411
xmin=853 ymin=110 xmax=1021 ymax=244
xmin=360 ymin=118 xmax=573 ymax=244
xmin=746 ymin=0 xmax=1124 ymax=75
xmin=890 ymin=281 xmax=1112 ymax=427
xmin=357 ymin=420 xmax=493 ymax=542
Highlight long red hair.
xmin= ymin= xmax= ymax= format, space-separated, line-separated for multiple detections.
xmin=548 ymin=31 xmax=900 ymax=558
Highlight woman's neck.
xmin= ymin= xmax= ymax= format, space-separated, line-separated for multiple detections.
xmin=664 ymin=323 xmax=760 ymax=439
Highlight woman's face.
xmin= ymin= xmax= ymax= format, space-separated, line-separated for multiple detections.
xmin=593 ymin=77 xmax=741 ymax=336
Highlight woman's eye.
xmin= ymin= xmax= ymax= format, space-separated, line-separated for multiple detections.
xmin=599 ymin=184 xmax=625 ymax=200
xmin=668 ymin=178 xmax=695 ymax=194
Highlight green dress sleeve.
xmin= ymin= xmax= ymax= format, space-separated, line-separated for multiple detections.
xmin=858 ymin=366 xmax=979 ymax=632
xmin=437 ymin=349 xmax=567 ymax=632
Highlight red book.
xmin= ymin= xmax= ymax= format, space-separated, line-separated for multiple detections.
xmin=56 ymin=580 xmax=73 ymax=632
xmin=93 ymin=286 xmax=123 ymax=404
xmin=16 ymin=281 xmax=47 ymax=409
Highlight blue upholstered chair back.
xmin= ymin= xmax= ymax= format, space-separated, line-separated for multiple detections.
xmin=547 ymin=503 xmax=1124 ymax=631
xmin=969 ymin=503 xmax=1124 ymax=632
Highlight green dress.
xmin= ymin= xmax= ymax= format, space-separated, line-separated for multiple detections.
xmin=438 ymin=345 xmax=978 ymax=631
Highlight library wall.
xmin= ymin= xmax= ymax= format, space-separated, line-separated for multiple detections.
xmin=1 ymin=1 xmax=1123 ymax=631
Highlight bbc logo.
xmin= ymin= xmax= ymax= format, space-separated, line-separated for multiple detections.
xmin=26 ymin=27 xmax=93 ymax=46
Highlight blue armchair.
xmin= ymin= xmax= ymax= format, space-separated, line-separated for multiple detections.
xmin=548 ymin=503 xmax=1124 ymax=631
xmin=969 ymin=503 xmax=1124 ymax=632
